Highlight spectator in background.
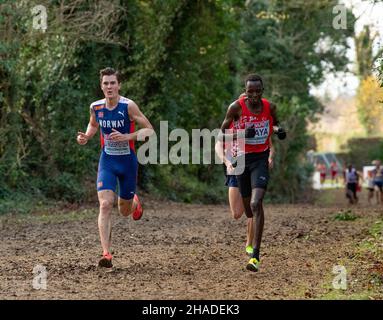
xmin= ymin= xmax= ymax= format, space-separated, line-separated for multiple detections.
xmin=330 ymin=161 xmax=338 ymax=186
xmin=372 ymin=160 xmax=383 ymax=205
xmin=366 ymin=169 xmax=375 ymax=205
xmin=317 ymin=162 xmax=327 ymax=188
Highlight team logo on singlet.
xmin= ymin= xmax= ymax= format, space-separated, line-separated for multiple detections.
xmin=98 ymin=119 xmax=125 ymax=128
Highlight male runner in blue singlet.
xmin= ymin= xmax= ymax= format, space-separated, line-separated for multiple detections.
xmin=77 ymin=67 xmax=154 ymax=268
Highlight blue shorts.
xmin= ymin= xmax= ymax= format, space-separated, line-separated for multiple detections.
xmin=225 ymin=175 xmax=238 ymax=188
xmin=374 ymin=180 xmax=383 ymax=191
xmin=97 ymin=150 xmax=138 ymax=200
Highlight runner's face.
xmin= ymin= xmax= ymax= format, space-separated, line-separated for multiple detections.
xmin=245 ymin=81 xmax=263 ymax=104
xmin=101 ymin=75 xmax=120 ymax=100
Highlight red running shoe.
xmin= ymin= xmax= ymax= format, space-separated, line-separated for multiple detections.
xmin=132 ymin=194 xmax=143 ymax=220
xmin=98 ymin=252 xmax=113 ymax=268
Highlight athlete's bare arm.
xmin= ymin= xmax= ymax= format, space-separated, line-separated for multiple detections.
xmin=268 ymin=138 xmax=275 ymax=169
xmin=214 ymin=140 xmax=234 ymax=171
xmin=215 ymin=140 xmax=225 ymax=163
xmin=77 ymin=106 xmax=99 ymax=145
xmin=109 ymin=100 xmax=154 ymax=142
xmin=218 ymin=101 xmax=242 ymax=141
xmin=270 ymin=102 xmax=280 ymax=132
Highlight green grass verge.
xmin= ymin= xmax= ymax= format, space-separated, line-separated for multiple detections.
xmin=332 ymin=209 xmax=359 ymax=221
xmin=318 ymin=218 xmax=383 ymax=300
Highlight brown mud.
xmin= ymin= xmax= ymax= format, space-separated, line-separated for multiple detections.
xmin=1 ymin=189 xmax=382 ymax=299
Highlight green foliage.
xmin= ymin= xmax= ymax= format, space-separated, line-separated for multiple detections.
xmin=369 ymin=219 xmax=383 ymax=238
xmin=145 ymin=164 xmax=226 ymax=204
xmin=236 ymin=0 xmax=354 ymax=201
xmin=0 ymin=191 xmax=53 ymax=215
xmin=338 ymin=137 xmax=383 ymax=169
xmin=267 ymin=98 xmax=315 ymax=202
xmin=333 ymin=209 xmax=358 ymax=221
xmin=0 ymin=0 xmax=355 ymax=208
xmin=355 ymin=26 xmax=377 ymax=80
xmin=238 ymin=0 xmax=354 ymax=103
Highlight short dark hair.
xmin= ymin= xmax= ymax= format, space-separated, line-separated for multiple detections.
xmin=100 ymin=67 xmax=121 ymax=84
xmin=245 ymin=74 xmax=263 ymax=87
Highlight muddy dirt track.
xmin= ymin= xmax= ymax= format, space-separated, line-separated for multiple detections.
xmin=1 ymin=189 xmax=382 ymax=300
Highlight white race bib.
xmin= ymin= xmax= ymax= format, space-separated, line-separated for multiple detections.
xmin=245 ymin=120 xmax=270 ymax=145
xmin=104 ymin=139 xmax=131 ymax=155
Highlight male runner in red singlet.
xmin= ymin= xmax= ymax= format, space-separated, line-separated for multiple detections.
xmin=215 ymin=101 xmax=275 ymax=256
xmin=219 ymin=74 xmax=286 ymax=272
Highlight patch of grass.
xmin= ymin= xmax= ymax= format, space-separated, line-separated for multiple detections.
xmin=317 ymin=262 xmax=381 ymax=300
xmin=357 ymin=219 xmax=383 ymax=256
xmin=333 ymin=209 xmax=358 ymax=221
xmin=31 ymin=208 xmax=96 ymax=223
xmin=317 ymin=218 xmax=383 ymax=300
xmin=369 ymin=220 xmax=383 ymax=238
xmin=315 ymin=190 xmax=338 ymax=206
xmin=369 ymin=273 xmax=383 ymax=287
xmin=320 ymin=288 xmax=374 ymax=300
xmin=0 ymin=193 xmax=56 ymax=215
xmin=0 ymin=208 xmax=97 ymax=227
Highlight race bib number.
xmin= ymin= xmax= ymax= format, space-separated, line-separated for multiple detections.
xmin=245 ymin=120 xmax=269 ymax=145
xmin=104 ymin=139 xmax=131 ymax=155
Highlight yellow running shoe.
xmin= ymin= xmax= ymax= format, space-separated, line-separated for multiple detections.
xmin=245 ymin=245 xmax=254 ymax=256
xmin=246 ymin=257 xmax=260 ymax=272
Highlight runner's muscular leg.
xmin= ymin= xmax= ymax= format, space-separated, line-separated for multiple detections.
xmin=117 ymin=164 xmax=138 ymax=216
xmin=229 ymin=187 xmax=254 ymax=249
xmin=242 ymin=195 xmax=257 ymax=244
xmin=250 ymin=188 xmax=266 ymax=251
xmin=242 ymin=196 xmax=253 ymax=218
xmin=247 ymin=217 xmax=255 ymax=248
xmin=229 ymin=187 xmax=244 ymax=219
xmin=118 ymin=197 xmax=137 ymax=217
xmin=98 ymin=190 xmax=115 ymax=255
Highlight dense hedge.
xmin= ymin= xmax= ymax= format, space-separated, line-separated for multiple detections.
xmin=0 ymin=0 xmax=353 ymax=213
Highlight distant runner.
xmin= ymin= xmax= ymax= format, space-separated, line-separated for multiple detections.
xmin=344 ymin=164 xmax=359 ymax=205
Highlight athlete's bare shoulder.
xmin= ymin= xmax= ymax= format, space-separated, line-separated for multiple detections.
xmin=220 ymin=100 xmax=241 ymax=129
xmin=90 ymin=98 xmax=106 ymax=109
xmin=228 ymin=100 xmax=241 ymax=116
xmin=119 ymin=96 xmax=135 ymax=105
xmin=120 ymin=96 xmax=139 ymax=111
xmin=89 ymin=99 xmax=105 ymax=116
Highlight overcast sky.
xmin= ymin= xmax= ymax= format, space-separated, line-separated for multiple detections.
xmin=309 ymin=0 xmax=383 ymax=100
